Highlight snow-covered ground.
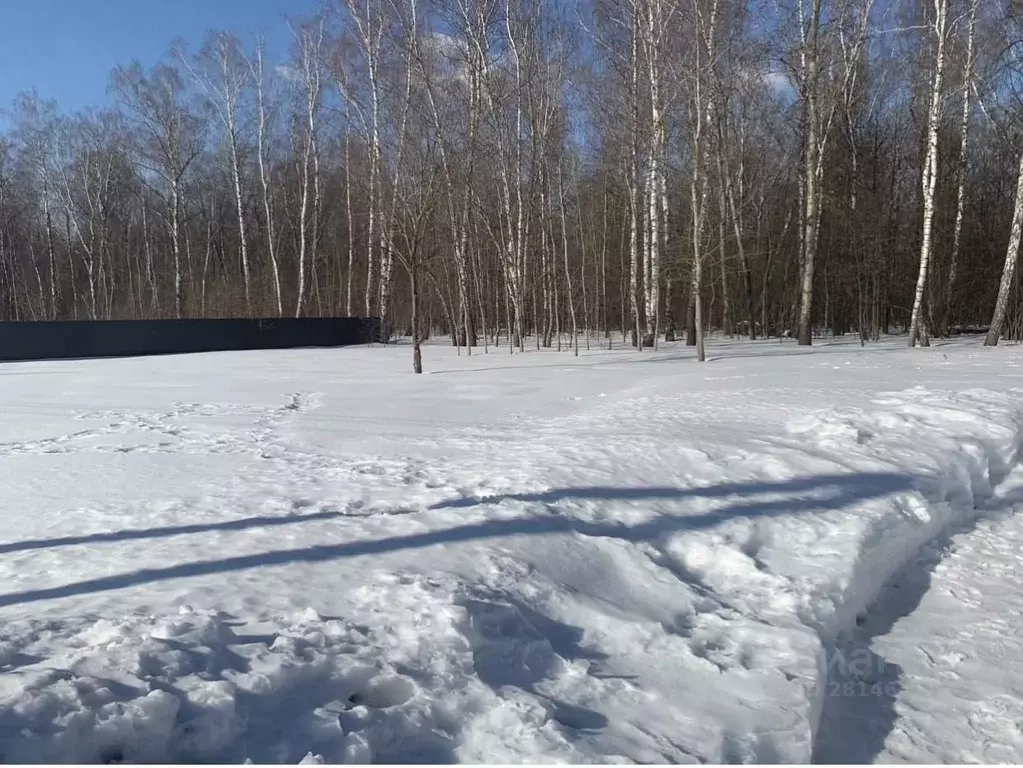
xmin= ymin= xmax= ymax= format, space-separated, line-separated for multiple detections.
xmin=1 ymin=335 xmax=1022 ymax=763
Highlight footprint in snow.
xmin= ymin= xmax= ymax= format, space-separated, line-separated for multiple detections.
xmin=345 ymin=674 xmax=417 ymax=709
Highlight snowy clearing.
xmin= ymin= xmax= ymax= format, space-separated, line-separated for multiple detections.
xmin=0 ymin=336 xmax=1022 ymax=763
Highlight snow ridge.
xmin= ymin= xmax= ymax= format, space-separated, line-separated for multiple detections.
xmin=798 ymin=389 xmax=1023 ymax=752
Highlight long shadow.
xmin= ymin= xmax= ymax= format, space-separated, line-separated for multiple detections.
xmin=0 ymin=472 xmax=914 ymax=609
xmin=429 ymin=473 xmax=908 ymax=510
xmin=0 ymin=509 xmax=345 ymax=556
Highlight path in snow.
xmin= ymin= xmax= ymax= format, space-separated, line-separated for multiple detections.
xmin=813 ymin=471 xmax=1023 ymax=763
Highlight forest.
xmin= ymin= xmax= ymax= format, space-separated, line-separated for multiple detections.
xmin=1 ymin=0 xmax=1021 ymax=371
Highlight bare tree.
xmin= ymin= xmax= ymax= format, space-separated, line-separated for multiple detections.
xmin=985 ymin=146 xmax=1023 ymax=346
xmin=246 ymin=35 xmax=284 ymax=317
xmin=112 ymin=62 xmax=206 ymax=318
xmin=792 ymin=0 xmax=827 ymax=345
xmin=0 ymin=0 xmax=1019 ymax=360
xmin=289 ymin=18 xmax=325 ymax=318
xmin=940 ymin=0 xmax=978 ymax=336
xmin=180 ymin=31 xmax=254 ymax=311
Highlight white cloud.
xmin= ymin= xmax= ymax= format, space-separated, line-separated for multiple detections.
xmin=422 ymin=31 xmax=465 ymax=61
xmin=763 ymin=69 xmax=793 ymax=95
xmin=421 ymin=31 xmax=470 ymax=85
xmin=275 ymin=64 xmax=303 ymax=84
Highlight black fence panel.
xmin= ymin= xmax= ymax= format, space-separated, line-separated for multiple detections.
xmin=0 ymin=317 xmax=381 ymax=363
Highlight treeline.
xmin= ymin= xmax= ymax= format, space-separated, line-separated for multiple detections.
xmin=1 ymin=0 xmax=1022 ymax=370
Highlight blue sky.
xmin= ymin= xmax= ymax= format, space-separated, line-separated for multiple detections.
xmin=0 ymin=0 xmax=321 ymax=116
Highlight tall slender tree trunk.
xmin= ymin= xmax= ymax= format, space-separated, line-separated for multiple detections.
xmin=359 ymin=27 xmax=382 ymax=321
xmin=202 ymin=214 xmax=212 ymax=318
xmin=43 ymin=188 xmax=58 ymax=319
xmin=629 ymin=3 xmax=642 ymax=348
xmin=229 ymin=130 xmax=250 ymax=313
xmin=559 ymin=163 xmax=579 ymax=356
xmin=411 ymin=263 xmax=422 ymax=373
xmin=294 ymin=23 xmax=323 ymax=319
xmin=716 ymin=158 xmax=732 ymax=336
xmin=171 ymin=182 xmax=183 ymax=319
xmin=985 ymin=148 xmax=1023 ymax=346
xmin=64 ymin=212 xmax=79 ymax=319
xmin=141 ymin=199 xmax=156 ymax=314
xmin=252 ymin=41 xmax=282 ymax=317
xmin=345 ymin=131 xmax=356 ymax=317
xmin=719 ymin=120 xmax=754 ymax=339
xmin=296 ymin=136 xmax=311 ymax=318
xmin=942 ymin=0 xmax=977 ymax=336
xmin=311 ymin=134 xmax=323 ymax=317
xmin=601 ymin=180 xmax=609 ymax=348
xmin=797 ymin=0 xmax=824 ymax=346
xmin=910 ymin=0 xmax=949 ymax=347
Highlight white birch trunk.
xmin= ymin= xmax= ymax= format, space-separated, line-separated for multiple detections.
xmin=378 ymin=0 xmax=417 ymax=336
xmin=249 ymin=40 xmax=282 ymax=317
xmin=168 ymin=181 xmax=181 ymax=318
xmin=294 ymin=21 xmax=323 ymax=319
xmin=797 ymin=0 xmax=824 ymax=345
xmin=346 ymin=0 xmax=383 ymax=320
xmin=985 ymin=148 xmax=1023 ymax=346
xmin=507 ymin=2 xmax=526 ymax=350
xmin=943 ymin=0 xmax=978 ymax=335
xmin=344 ymin=130 xmax=355 ymax=317
xmin=628 ymin=3 xmax=642 ymax=348
xmin=228 ymin=120 xmax=250 ymax=312
xmin=909 ymin=0 xmax=949 ymax=347
xmin=559 ymin=162 xmax=579 ymax=355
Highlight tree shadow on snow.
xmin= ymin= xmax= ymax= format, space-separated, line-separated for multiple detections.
xmin=0 ymin=472 xmax=928 ymax=762
xmin=0 ymin=510 xmax=347 ymax=557
xmin=0 ymin=472 xmax=915 ymax=610
xmin=428 ymin=474 xmax=911 ymax=511
xmin=460 ymin=594 xmax=611 ymax=737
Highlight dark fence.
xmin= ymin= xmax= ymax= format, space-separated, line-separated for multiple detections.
xmin=0 ymin=317 xmax=381 ymax=363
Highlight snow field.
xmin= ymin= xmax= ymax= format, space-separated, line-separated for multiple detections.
xmin=0 ymin=336 xmax=1021 ymax=762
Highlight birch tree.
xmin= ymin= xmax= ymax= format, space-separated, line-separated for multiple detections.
xmin=180 ymin=32 xmax=254 ymax=311
xmin=908 ymin=0 xmax=951 ymax=347
xmin=0 ymin=0 xmax=1020 ymax=354
xmin=793 ymin=0 xmax=827 ymax=345
xmin=246 ymin=35 xmax=284 ymax=316
xmin=342 ymin=0 xmax=386 ymax=319
xmin=290 ymin=18 xmax=325 ymax=318
xmin=112 ymin=62 xmax=206 ymax=319
xmin=940 ymin=0 xmax=978 ymax=336
xmin=984 ymin=147 xmax=1023 ymax=346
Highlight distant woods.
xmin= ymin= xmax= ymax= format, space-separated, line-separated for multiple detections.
xmin=2 ymin=0 xmax=1023 ymax=368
